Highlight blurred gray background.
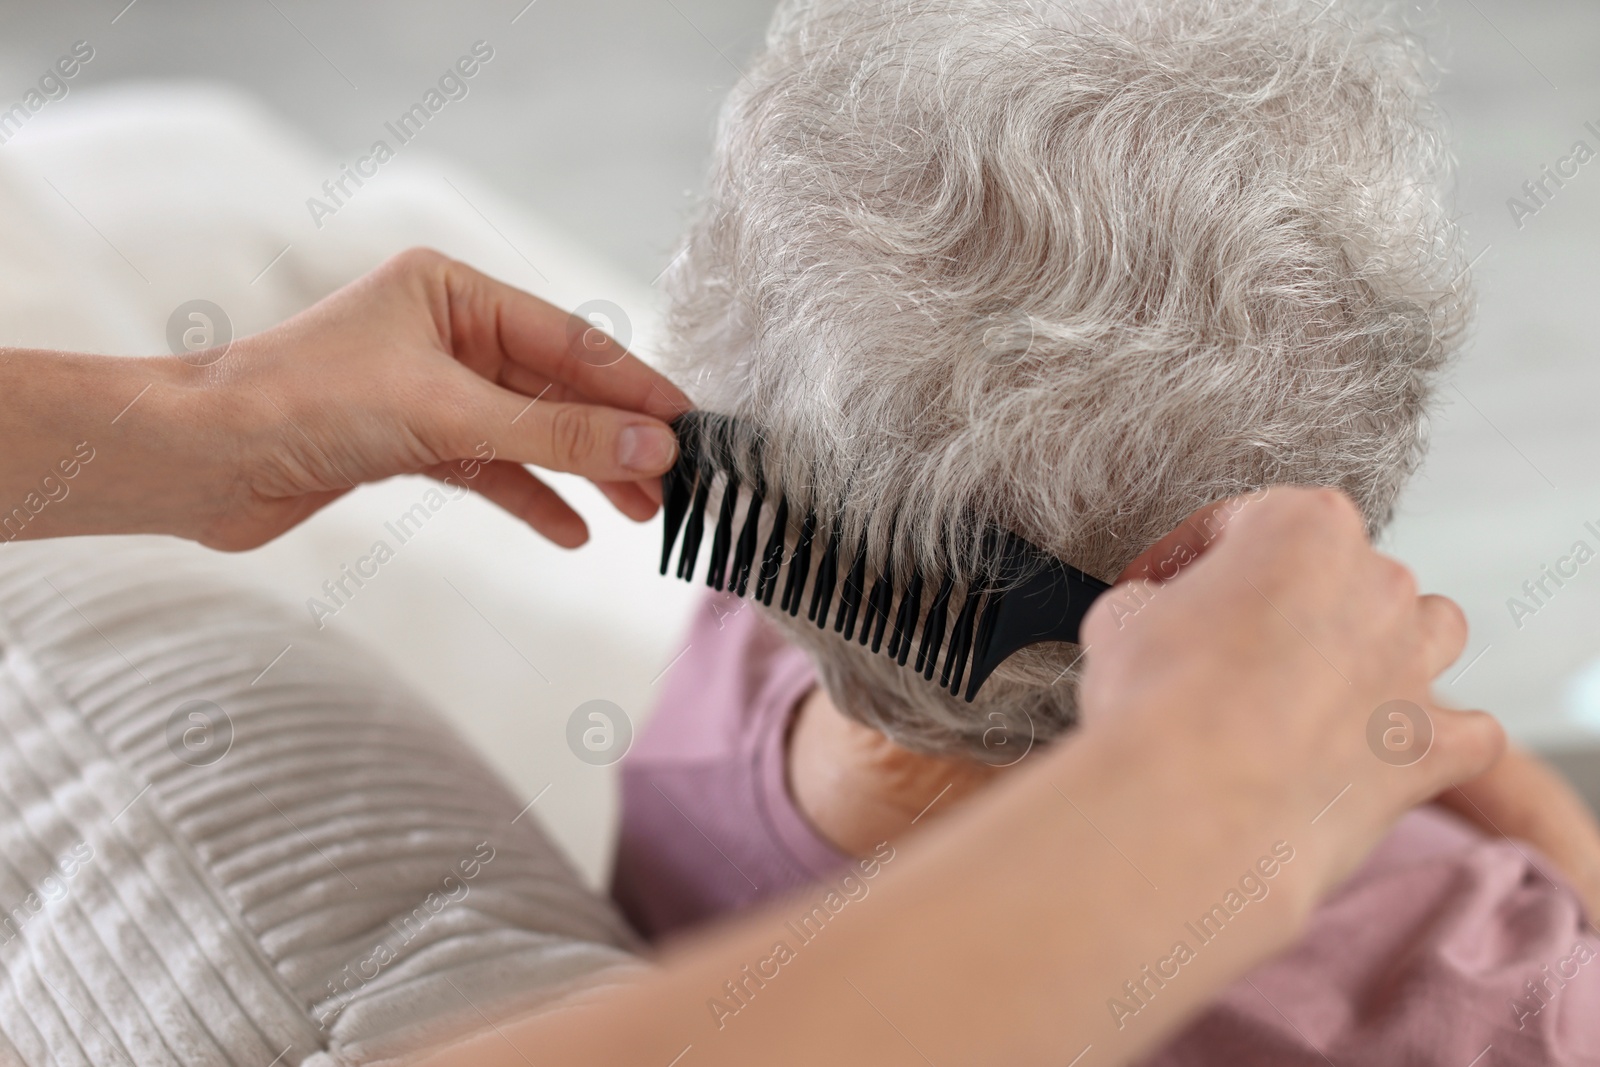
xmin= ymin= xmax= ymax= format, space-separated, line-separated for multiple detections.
xmin=0 ymin=0 xmax=772 ymax=284
xmin=2 ymin=1 xmax=1599 ymax=756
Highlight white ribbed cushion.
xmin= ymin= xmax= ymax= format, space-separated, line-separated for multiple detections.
xmin=0 ymin=537 xmax=639 ymax=1066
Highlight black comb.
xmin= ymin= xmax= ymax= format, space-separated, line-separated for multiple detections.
xmin=657 ymin=412 xmax=1112 ymax=701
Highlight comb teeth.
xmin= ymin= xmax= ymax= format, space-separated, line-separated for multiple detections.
xmin=916 ymin=574 xmax=955 ymax=679
xmin=705 ymin=473 xmax=741 ymax=590
xmin=659 ymin=457 xmax=697 ymax=575
xmin=863 ymin=564 xmax=893 ymax=651
xmin=728 ymin=490 xmax=763 ymax=596
xmin=942 ymin=588 xmax=982 ymax=694
xmin=658 ymin=412 xmax=1112 ymax=702
xmin=707 ymin=476 xmax=742 ymax=591
xmin=676 ymin=472 xmax=711 ymax=580
xmin=754 ymin=496 xmax=788 ymax=605
xmin=808 ymin=522 xmax=842 ymax=626
xmin=888 ymin=566 xmax=922 ymax=666
xmin=781 ymin=511 xmax=816 ymax=616
xmin=834 ymin=537 xmax=868 ymax=639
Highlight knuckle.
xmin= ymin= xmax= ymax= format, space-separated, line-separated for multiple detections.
xmin=1378 ymin=556 xmax=1418 ymax=603
xmin=1434 ymin=708 xmax=1506 ymax=778
xmin=1261 ymin=488 xmax=1373 ymax=577
xmin=548 ymin=405 xmax=596 ymax=466
xmin=1251 ymin=486 xmax=1358 ymax=542
xmin=1431 ymin=594 xmax=1468 ymax=637
xmin=1304 ymin=486 xmax=1366 ymax=533
xmin=384 ymin=246 xmax=447 ymax=277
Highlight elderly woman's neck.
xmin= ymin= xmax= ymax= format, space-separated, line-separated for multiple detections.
xmin=787 ymin=685 xmax=1004 ymax=857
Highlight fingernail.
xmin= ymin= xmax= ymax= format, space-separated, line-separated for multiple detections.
xmin=618 ymin=424 xmax=677 ymax=474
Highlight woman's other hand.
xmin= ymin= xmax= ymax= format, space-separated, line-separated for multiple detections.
xmin=1436 ymin=746 xmax=1600 ymax=923
xmin=1081 ymin=487 xmax=1508 ymax=915
xmin=407 ymin=487 xmax=1511 ymax=1067
xmin=1110 ymin=492 xmax=1600 ymax=920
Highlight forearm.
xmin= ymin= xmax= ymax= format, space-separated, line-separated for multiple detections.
xmin=0 ymin=349 xmax=232 ymax=543
xmin=412 ymin=731 xmax=1310 ymax=1067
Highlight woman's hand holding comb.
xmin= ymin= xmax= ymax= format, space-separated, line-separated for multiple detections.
xmin=0 ymin=248 xmax=692 ymax=551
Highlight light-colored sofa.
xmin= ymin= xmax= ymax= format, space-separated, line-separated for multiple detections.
xmin=0 ymin=83 xmax=703 ymax=1065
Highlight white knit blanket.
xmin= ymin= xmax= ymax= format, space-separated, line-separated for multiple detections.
xmin=0 ymin=537 xmax=640 ymax=1066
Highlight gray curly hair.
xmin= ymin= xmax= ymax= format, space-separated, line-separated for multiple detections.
xmin=659 ymin=0 xmax=1472 ymax=758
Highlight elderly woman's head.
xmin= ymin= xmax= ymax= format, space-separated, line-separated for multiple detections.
xmin=661 ymin=0 xmax=1470 ymax=758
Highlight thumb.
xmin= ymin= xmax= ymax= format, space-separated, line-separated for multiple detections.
xmin=1407 ymin=704 xmax=1507 ymax=807
xmin=473 ymin=383 xmax=680 ymax=481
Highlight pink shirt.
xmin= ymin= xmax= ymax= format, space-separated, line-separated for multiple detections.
xmin=612 ymin=593 xmax=1600 ymax=1065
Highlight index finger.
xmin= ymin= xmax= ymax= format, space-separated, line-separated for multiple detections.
xmin=444 ymin=259 xmax=693 ymax=422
